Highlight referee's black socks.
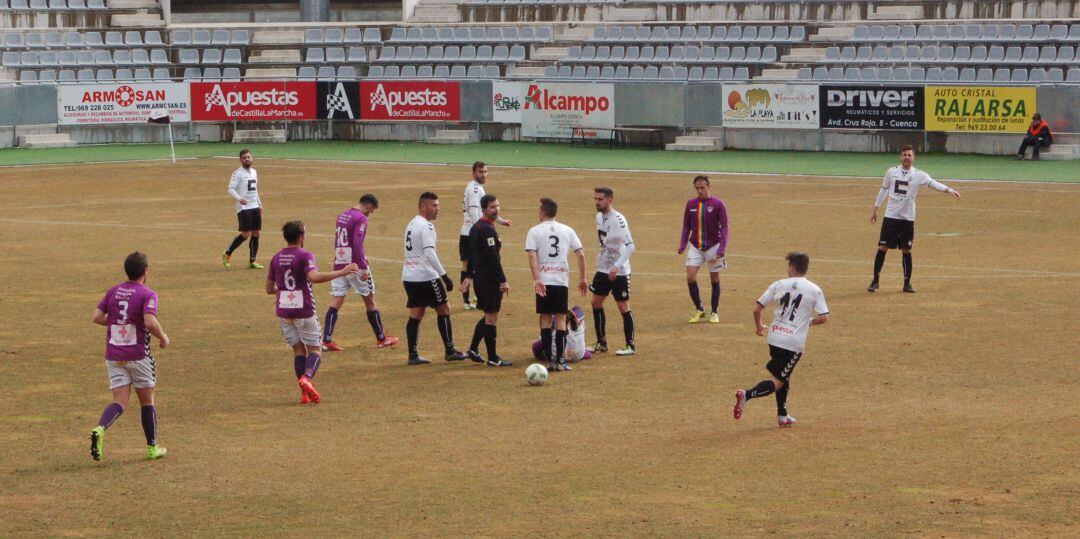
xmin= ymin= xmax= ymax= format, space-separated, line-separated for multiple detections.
xmin=469 ymin=318 xmax=485 ymax=353
xmin=484 ymin=324 xmax=498 ymax=359
xmin=460 ymin=271 xmax=470 ymax=304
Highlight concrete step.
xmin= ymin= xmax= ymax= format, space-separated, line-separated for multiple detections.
xmin=245 ymin=67 xmax=297 ymax=79
xmin=249 ymin=49 xmax=302 ymax=63
xmin=558 ymin=27 xmax=595 ymax=41
xmin=666 ymin=136 xmax=721 ymax=152
xmin=508 ymin=66 xmax=547 ymax=78
xmin=108 ymin=0 xmax=159 ymax=8
xmin=759 ymin=68 xmax=798 ymax=80
xmin=252 ymin=30 xmax=304 ymax=45
xmin=810 ymin=26 xmax=855 ymax=42
xmin=532 ymin=46 xmax=569 ymax=61
xmin=428 ymin=130 xmax=479 ymax=144
xmin=869 ymin=5 xmax=923 ymax=20
xmin=606 ymin=7 xmax=655 ymax=22
xmin=18 ymin=133 xmax=76 ymax=149
xmin=1036 ymin=144 xmax=1079 ymax=161
xmin=233 ymin=129 xmax=287 ymax=144
xmin=410 ymin=4 xmax=462 ymax=23
xmin=782 ymin=47 xmax=826 ymax=62
xmin=111 ymin=12 xmax=165 ymax=27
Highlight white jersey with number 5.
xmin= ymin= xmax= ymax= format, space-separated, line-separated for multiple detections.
xmin=402 ymin=215 xmax=443 ymax=282
xmin=460 ymin=179 xmax=485 ymax=236
xmin=595 ymin=209 xmax=634 ymax=276
xmin=757 ymin=276 xmax=828 ymax=353
xmin=875 ymin=166 xmax=951 ymax=222
xmin=227 ymin=167 xmax=261 ymax=212
xmin=525 ymin=220 xmax=582 ymax=287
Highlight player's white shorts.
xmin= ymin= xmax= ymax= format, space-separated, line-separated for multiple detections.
xmin=330 ymin=271 xmax=375 ymax=298
xmin=685 ymin=244 xmax=727 ymax=272
xmin=106 ymin=358 xmax=157 ymax=389
xmin=279 ymin=316 xmax=322 ymax=347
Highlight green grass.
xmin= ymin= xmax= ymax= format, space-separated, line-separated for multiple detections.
xmin=1 ymin=140 xmax=1076 ymax=182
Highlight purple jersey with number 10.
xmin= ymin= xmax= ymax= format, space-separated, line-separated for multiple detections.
xmin=333 ymin=208 xmax=369 ymax=271
xmin=268 ymin=247 xmax=319 ymax=319
xmin=97 ymin=282 xmax=158 ymax=362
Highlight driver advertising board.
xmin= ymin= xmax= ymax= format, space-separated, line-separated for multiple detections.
xmin=57 ymin=83 xmax=190 ymax=125
xmin=819 ymin=85 xmax=924 ymax=130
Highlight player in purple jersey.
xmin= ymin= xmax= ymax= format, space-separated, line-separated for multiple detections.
xmin=678 ymin=175 xmax=730 ymax=324
xmin=89 ymin=252 xmax=170 ymax=462
xmin=266 ymin=221 xmax=358 ymax=404
xmin=322 ymin=194 xmax=399 ymax=352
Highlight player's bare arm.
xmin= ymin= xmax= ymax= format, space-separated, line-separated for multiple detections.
xmin=145 ymin=313 xmax=169 ymax=348
xmin=811 ymin=314 xmax=828 ymax=326
xmin=528 ymin=250 xmax=546 ymax=296
xmin=265 ymin=279 xmax=276 ymax=295
xmin=308 ymin=264 xmax=359 ymax=285
xmin=574 ymin=248 xmax=588 ymax=296
xmin=92 ymin=307 xmax=107 ymax=326
xmin=499 ymin=281 xmax=510 ymax=295
xmin=753 ymin=302 xmax=766 ymax=336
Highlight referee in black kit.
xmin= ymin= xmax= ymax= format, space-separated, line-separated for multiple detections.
xmin=461 ymin=194 xmax=513 ymax=367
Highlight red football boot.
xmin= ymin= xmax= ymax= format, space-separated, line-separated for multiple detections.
xmin=323 ymin=340 xmax=344 ymax=352
xmin=377 ymin=335 xmax=400 ymax=348
xmin=298 ymin=375 xmax=321 ymax=404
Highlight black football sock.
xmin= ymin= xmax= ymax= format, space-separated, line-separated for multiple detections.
xmin=249 ymin=235 xmax=259 ymax=262
xmin=593 ymin=308 xmax=606 ymax=345
xmin=367 ymin=309 xmax=385 ymax=341
xmin=688 ymin=282 xmax=703 ymax=311
xmin=469 ymin=317 xmax=485 ymax=353
xmin=776 ymin=382 xmax=790 ymax=416
xmin=902 ymin=252 xmax=913 ymax=283
xmin=437 ymin=314 xmax=454 ymax=350
xmin=293 ymin=355 xmax=305 ymax=379
xmin=873 ymin=250 xmax=886 ymax=279
xmin=540 ymin=329 xmax=553 ymax=361
xmin=710 ymin=281 xmax=721 ymax=313
xmin=555 ymin=329 xmax=567 ymax=361
xmin=746 ymin=380 xmax=776 ymax=400
xmin=484 ymin=324 xmax=498 ymax=359
xmin=621 ymin=311 xmax=635 ymax=348
xmin=406 ymin=317 xmax=420 ymax=357
xmin=226 ymin=234 xmax=245 ymax=255
xmin=323 ymin=307 xmax=339 ymax=342
xmin=140 ymin=405 xmax=158 ymax=446
xmin=460 ymin=271 xmax=470 ymax=303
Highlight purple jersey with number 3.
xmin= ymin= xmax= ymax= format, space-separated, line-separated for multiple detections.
xmin=333 ymin=208 xmax=369 ymax=271
xmin=97 ymin=282 xmax=158 ymax=362
xmin=268 ymin=247 xmax=318 ymax=319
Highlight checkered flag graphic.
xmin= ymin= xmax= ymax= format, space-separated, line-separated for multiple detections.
xmin=369 ymin=85 xmax=388 ymax=107
xmin=204 ymin=84 xmax=230 ymax=114
xmin=325 ymin=83 xmax=355 ymax=119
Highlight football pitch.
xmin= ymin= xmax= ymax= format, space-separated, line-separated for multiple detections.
xmin=0 ymin=150 xmax=1077 ymax=535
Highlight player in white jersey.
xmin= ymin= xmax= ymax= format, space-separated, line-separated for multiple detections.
xmin=221 ymin=148 xmax=265 ymax=270
xmin=402 ymin=192 xmax=467 ymax=365
xmin=587 ymin=187 xmax=637 ymax=357
xmin=733 ymin=252 xmax=829 ymax=427
xmin=459 ymin=162 xmax=511 ymax=310
xmin=525 ymin=197 xmax=587 ymax=372
xmin=868 ymin=145 xmax=961 ymax=294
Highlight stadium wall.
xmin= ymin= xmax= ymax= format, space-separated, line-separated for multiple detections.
xmin=2 ymin=82 xmax=1076 ymax=155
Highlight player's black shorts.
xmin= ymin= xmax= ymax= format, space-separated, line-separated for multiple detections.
xmin=878 ymin=217 xmax=914 ymax=250
xmin=237 ymin=208 xmax=262 ymax=232
xmin=766 ymin=345 xmax=803 ymax=382
xmin=403 ymin=279 xmax=448 ymax=309
xmin=590 ymin=271 xmax=631 ymax=301
xmin=458 ymin=235 xmax=469 ymax=261
xmin=535 ymin=285 xmax=569 ymax=315
xmin=473 ymin=279 xmax=503 ymax=313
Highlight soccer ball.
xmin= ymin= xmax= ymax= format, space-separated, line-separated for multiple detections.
xmin=525 ymin=363 xmax=548 ymax=386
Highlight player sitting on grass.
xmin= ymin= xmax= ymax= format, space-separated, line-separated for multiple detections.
xmin=266 ymin=221 xmax=358 ymax=404
xmin=89 ymin=251 xmax=170 ymax=462
xmin=532 ymin=306 xmax=592 ymax=362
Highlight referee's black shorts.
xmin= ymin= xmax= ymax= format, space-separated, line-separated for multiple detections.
xmin=474 ymin=278 xmax=503 ymax=313
xmin=237 ymin=208 xmax=262 ymax=232
xmin=878 ymin=217 xmax=914 ymax=250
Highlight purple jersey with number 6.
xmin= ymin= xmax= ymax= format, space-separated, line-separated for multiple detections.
xmin=333 ymin=208 xmax=369 ymax=271
xmin=97 ymin=282 xmax=158 ymax=362
xmin=268 ymin=247 xmax=318 ymax=319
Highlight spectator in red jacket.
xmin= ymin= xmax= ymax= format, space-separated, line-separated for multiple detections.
xmin=1017 ymin=113 xmax=1053 ymax=160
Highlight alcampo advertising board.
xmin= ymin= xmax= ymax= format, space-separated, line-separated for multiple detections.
xmin=924 ymin=86 xmax=1035 ymax=133
xmin=521 ymin=82 xmax=614 ymax=138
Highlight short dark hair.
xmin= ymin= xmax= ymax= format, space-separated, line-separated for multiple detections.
xmin=785 ymin=251 xmax=810 ymax=274
xmin=239 ymin=148 xmax=251 ymax=158
xmin=282 ymin=221 xmax=305 ymax=244
xmin=472 ymin=161 xmax=486 ymax=173
xmin=539 ymin=197 xmax=558 ymax=218
xmin=693 ymin=174 xmax=710 ymax=185
xmin=899 ymin=144 xmax=914 ymax=154
xmin=594 ymin=186 xmax=614 ymax=199
xmin=480 ymin=194 xmax=498 ymax=210
xmin=359 ymin=193 xmax=379 ymax=208
xmin=124 ymin=251 xmax=148 ymax=280
xmin=419 ymin=192 xmax=439 ymax=204
xmin=1033 ymin=112 xmax=1042 ymax=121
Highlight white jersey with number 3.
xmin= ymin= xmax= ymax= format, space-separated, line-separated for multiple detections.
xmin=525 ymin=220 xmax=582 ymax=287
xmin=757 ymin=276 xmax=828 ymax=353
xmin=460 ymin=180 xmax=485 ymax=236
xmin=402 ymin=215 xmax=442 ymax=282
xmin=595 ymin=209 xmax=634 ymax=276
